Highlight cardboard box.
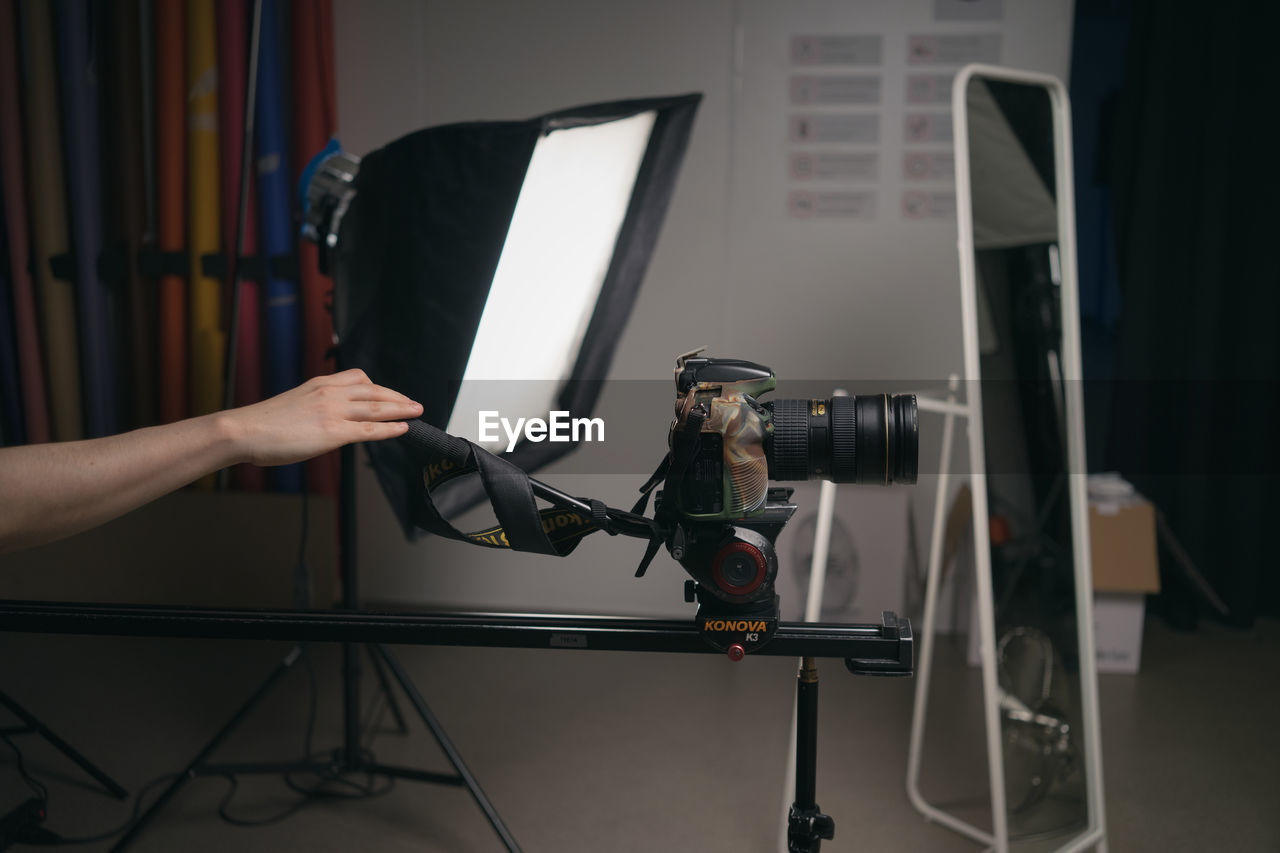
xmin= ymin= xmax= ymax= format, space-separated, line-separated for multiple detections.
xmin=1089 ymin=484 xmax=1160 ymax=674
xmin=1092 ymin=593 xmax=1148 ymax=674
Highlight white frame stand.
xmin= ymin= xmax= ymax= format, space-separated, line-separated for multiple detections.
xmin=904 ymin=64 xmax=1108 ymax=853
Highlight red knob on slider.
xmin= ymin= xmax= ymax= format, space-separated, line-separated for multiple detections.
xmin=727 ymin=644 xmax=746 ymax=662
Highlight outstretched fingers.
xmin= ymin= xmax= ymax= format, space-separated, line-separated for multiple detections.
xmin=341 ymin=382 xmax=419 ymax=406
xmin=318 ymin=368 xmax=372 ymax=387
xmin=351 ymin=420 xmax=411 ymax=441
xmin=345 ymin=399 xmax=423 ymax=423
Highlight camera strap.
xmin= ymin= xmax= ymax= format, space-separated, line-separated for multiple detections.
xmin=399 ymin=419 xmax=661 ymax=560
xmin=402 ymin=419 xmax=589 ymax=555
xmin=630 ymin=404 xmax=706 ymax=577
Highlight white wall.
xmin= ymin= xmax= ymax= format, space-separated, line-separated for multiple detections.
xmin=333 ymin=0 xmax=1074 ymax=617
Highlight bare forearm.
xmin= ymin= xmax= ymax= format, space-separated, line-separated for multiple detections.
xmin=0 ymin=412 xmax=244 ymax=553
xmin=0 ymin=371 xmax=420 ymax=555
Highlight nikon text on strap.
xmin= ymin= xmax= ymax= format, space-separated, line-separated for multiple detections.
xmin=399 ymin=419 xmax=661 ymax=560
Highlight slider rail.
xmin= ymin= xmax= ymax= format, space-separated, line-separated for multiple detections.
xmin=0 ymin=600 xmax=911 ymax=668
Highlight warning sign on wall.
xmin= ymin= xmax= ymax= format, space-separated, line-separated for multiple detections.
xmin=904 ymin=112 xmax=953 ymax=144
xmin=902 ymin=190 xmax=956 ymax=220
xmin=790 ymin=75 xmax=882 ymax=106
xmin=790 ymin=113 xmax=881 ymax=144
xmin=791 ymin=151 xmax=879 ymax=182
xmin=789 ymin=190 xmax=878 ymax=220
xmin=903 ymin=151 xmax=954 ymax=182
xmin=907 ymin=33 xmax=1002 ymax=65
xmin=906 ymin=73 xmax=954 ymax=105
xmin=790 ymin=34 xmax=883 ymax=66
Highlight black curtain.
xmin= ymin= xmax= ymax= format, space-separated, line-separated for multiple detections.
xmin=1078 ymin=0 xmax=1280 ymax=627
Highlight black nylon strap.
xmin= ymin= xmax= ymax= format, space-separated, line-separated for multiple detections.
xmin=398 ymin=418 xmax=670 ymax=569
xmin=406 ymin=418 xmax=471 ymax=466
xmin=634 ymin=536 xmax=665 ymax=578
xmin=631 ymin=454 xmax=670 ymax=516
xmin=401 ymin=418 xmax=588 ymax=556
xmin=661 ymin=405 xmax=705 ymax=513
xmin=630 ymin=408 xmax=707 ymax=575
xmin=632 ymin=406 xmax=706 ymax=576
xmin=474 ymin=449 xmax=558 ymax=555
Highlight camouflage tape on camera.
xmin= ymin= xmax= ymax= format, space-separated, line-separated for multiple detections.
xmin=672 ymin=385 xmax=772 ymax=518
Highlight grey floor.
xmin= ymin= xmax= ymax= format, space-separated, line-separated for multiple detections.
xmin=1 ymin=617 xmax=1277 ymax=852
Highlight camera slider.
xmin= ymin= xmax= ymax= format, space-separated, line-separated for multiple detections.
xmin=685 ymin=583 xmax=779 ymax=660
xmin=0 ymin=600 xmax=911 ymax=673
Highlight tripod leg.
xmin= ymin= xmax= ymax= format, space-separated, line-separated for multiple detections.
xmin=110 ymin=646 xmax=302 ymax=852
xmin=366 ymin=645 xmax=409 ymax=735
xmin=373 ymin=645 xmax=522 ymax=853
xmin=0 ymin=687 xmax=127 ymax=799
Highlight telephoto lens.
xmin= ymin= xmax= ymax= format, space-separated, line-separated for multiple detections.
xmin=767 ymin=394 xmax=918 ymax=485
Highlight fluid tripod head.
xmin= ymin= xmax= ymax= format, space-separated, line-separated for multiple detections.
xmin=656 ymin=486 xmax=795 ymax=659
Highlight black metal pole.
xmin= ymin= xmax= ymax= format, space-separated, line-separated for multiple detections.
xmin=216 ymin=0 xmax=263 ymax=491
xmin=795 ymin=657 xmax=819 ymax=810
xmin=787 ymin=657 xmax=834 ymax=853
xmin=219 ymin=0 xmax=262 ymax=415
xmin=110 ymin=646 xmax=302 ymax=852
xmin=0 ymin=688 xmax=127 ymax=799
xmin=339 ymin=417 xmax=362 ymax=767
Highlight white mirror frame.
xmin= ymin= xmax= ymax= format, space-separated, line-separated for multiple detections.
xmin=906 ymin=64 xmax=1108 ymax=853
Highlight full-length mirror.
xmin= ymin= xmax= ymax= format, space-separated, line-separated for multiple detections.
xmin=964 ymin=70 xmax=1103 ymax=848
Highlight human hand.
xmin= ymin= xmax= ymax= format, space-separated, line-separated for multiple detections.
xmin=221 ymin=369 xmax=423 ymax=467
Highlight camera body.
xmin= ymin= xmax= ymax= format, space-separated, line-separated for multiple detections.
xmin=666 ymin=354 xmax=919 ymax=523
xmin=656 ymin=353 xmax=919 ymax=655
xmin=668 ymin=356 xmax=779 ymax=521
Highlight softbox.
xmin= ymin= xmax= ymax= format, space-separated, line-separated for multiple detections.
xmin=311 ymin=94 xmax=701 ymax=538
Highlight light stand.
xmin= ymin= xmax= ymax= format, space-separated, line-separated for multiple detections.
xmin=108 ymin=440 xmax=523 ymax=852
xmin=121 ymin=0 xmax=523 ymax=844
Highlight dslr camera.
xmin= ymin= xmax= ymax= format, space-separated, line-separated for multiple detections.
xmin=653 ymin=352 xmax=918 ymax=657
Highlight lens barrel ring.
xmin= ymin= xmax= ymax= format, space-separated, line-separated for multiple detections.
xmin=769 ymin=399 xmax=809 ymax=481
xmin=892 ymin=394 xmax=919 ymax=484
xmin=830 ymin=396 xmax=857 ymax=482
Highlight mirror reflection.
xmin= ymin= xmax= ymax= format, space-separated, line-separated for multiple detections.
xmin=967 ymin=77 xmax=1088 ymax=842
